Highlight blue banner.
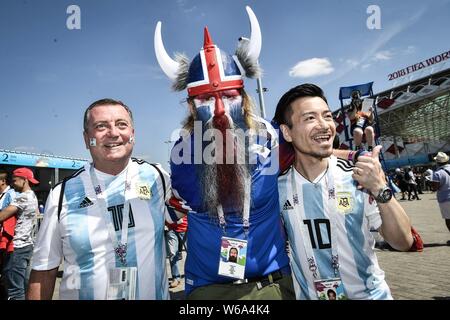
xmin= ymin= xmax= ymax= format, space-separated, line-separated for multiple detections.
xmin=0 ymin=150 xmax=88 ymax=170
xmin=384 ymin=154 xmax=430 ymax=170
xmin=339 ymin=82 xmax=373 ymax=100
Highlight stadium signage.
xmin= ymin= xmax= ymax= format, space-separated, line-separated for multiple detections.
xmin=0 ymin=150 xmax=87 ymax=169
xmin=388 ymin=50 xmax=450 ymax=80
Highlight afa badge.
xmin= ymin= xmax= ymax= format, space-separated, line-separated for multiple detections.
xmin=136 ymin=182 xmax=152 ymax=200
xmin=336 ymin=192 xmax=353 ymax=214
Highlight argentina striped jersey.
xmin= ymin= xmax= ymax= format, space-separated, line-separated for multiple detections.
xmin=278 ymin=156 xmax=392 ymax=300
xmin=32 ymin=158 xmax=172 ymax=300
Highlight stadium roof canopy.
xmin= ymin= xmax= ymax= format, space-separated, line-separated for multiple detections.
xmin=375 ymin=67 xmax=450 ymax=144
xmin=334 ymin=67 xmax=450 ymax=145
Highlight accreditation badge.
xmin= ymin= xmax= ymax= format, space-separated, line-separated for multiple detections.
xmin=217 ymin=237 xmax=248 ymax=280
xmin=136 ymin=182 xmax=151 ymax=200
xmin=106 ymin=267 xmax=137 ymax=300
xmin=314 ymin=278 xmax=347 ymax=300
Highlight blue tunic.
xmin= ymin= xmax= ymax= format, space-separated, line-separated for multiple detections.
xmin=170 ymin=118 xmax=290 ymax=295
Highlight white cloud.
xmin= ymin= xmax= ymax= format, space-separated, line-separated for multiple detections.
xmin=345 ymin=59 xmax=360 ymax=67
xmin=403 ymin=45 xmax=416 ymax=54
xmin=289 ymin=58 xmax=334 ymax=78
xmin=177 ymin=0 xmax=198 ymax=14
xmin=372 ymin=50 xmax=394 ymax=61
xmin=368 ymin=45 xmax=414 ymax=63
xmin=361 ymin=64 xmax=372 ymax=70
xmin=183 ymin=5 xmax=197 ymax=13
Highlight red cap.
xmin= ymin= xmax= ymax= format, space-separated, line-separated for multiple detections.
xmin=12 ymin=167 xmax=39 ymax=185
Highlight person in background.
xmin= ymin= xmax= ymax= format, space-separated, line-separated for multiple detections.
xmin=347 ymin=90 xmax=375 ymax=152
xmin=0 ymin=168 xmax=39 ymax=300
xmin=429 ymin=152 xmax=450 ymax=233
xmin=0 ymin=170 xmax=17 ymax=299
xmin=405 ymin=167 xmax=421 ymax=201
xmin=165 ymin=216 xmax=187 ymax=289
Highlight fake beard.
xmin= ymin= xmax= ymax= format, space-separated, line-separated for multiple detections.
xmin=199 ymin=107 xmax=251 ymax=218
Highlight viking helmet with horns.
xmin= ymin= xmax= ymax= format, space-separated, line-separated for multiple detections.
xmin=154 ymin=6 xmax=262 ymax=97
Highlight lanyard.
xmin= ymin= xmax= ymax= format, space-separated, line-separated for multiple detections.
xmin=217 ymin=176 xmax=251 ymax=238
xmin=290 ymin=163 xmax=340 ymax=279
xmin=89 ymin=163 xmax=131 ymax=267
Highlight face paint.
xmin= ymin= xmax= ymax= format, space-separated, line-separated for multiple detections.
xmin=193 ymin=98 xmax=215 ymax=123
xmin=224 ymin=95 xmax=245 ymax=129
xmin=193 ymin=91 xmax=244 ymax=128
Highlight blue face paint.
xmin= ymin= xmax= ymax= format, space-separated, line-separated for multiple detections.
xmin=193 ymin=94 xmax=244 ymax=128
xmin=196 ymin=104 xmax=214 ymax=123
xmin=228 ymin=98 xmax=246 ymax=129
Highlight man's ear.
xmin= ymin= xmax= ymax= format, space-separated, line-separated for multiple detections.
xmin=280 ymin=124 xmax=293 ymax=143
xmin=83 ymin=131 xmax=90 ymax=149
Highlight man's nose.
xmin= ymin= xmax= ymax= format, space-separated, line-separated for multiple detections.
xmin=214 ymin=96 xmax=225 ymax=117
xmin=107 ymin=125 xmax=120 ymax=137
xmin=317 ymin=116 xmax=329 ymax=129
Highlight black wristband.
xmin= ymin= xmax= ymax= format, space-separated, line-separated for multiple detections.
xmin=354 ymin=149 xmax=371 ymax=163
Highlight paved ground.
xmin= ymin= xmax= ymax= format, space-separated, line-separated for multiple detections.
xmin=375 ymin=192 xmax=450 ymax=300
xmin=52 ymin=192 xmax=450 ymax=300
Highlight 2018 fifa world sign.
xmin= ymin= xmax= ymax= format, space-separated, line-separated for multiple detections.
xmin=388 ymin=50 xmax=450 ymax=80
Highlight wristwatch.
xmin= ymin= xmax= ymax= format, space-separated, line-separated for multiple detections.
xmin=374 ymin=185 xmax=393 ymax=203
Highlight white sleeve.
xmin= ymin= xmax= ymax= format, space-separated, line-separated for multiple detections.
xmin=364 ymin=192 xmax=382 ymax=231
xmin=32 ymin=185 xmax=63 ymax=271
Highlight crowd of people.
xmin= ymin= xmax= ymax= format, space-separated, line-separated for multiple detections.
xmin=0 ymin=6 xmax=447 ymax=301
xmin=392 ymin=167 xmax=423 ymax=201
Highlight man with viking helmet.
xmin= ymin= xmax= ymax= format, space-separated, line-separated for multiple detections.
xmin=154 ymin=7 xmax=295 ymax=300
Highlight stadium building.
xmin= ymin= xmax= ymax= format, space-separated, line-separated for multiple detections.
xmin=334 ymin=65 xmax=450 ymax=170
xmin=0 ymin=149 xmax=88 ymax=205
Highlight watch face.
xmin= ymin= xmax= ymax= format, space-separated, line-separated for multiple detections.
xmin=382 ymin=188 xmax=393 ymax=200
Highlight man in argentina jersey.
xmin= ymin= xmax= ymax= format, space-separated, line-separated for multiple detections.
xmin=274 ymin=84 xmax=414 ymax=300
xmin=28 ymin=99 xmax=178 ymax=300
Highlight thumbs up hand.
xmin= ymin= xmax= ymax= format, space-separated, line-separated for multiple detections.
xmin=352 ymin=146 xmax=386 ymax=195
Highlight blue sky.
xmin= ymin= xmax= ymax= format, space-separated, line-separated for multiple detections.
xmin=1 ymin=0 xmax=449 ymax=170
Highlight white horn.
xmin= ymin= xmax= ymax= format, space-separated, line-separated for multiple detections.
xmin=245 ymin=6 xmax=262 ymax=62
xmin=154 ymin=21 xmax=179 ymax=80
